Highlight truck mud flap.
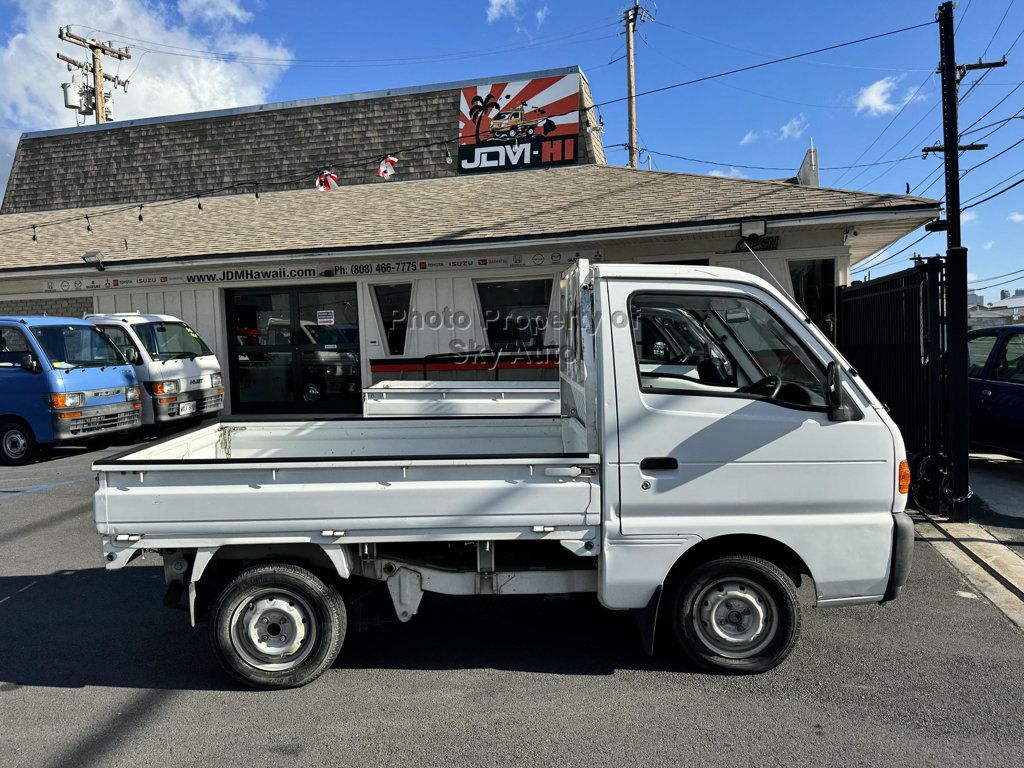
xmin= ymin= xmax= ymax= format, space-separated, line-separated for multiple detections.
xmin=636 ymin=584 xmax=662 ymax=656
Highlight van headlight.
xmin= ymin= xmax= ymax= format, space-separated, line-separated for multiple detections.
xmin=152 ymin=380 xmax=180 ymax=395
xmin=126 ymin=386 xmax=140 ymax=401
xmin=211 ymin=372 xmax=223 ymax=388
xmin=51 ymin=392 xmax=85 ymax=409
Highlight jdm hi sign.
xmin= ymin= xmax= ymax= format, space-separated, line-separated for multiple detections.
xmin=458 ymin=73 xmax=580 ymax=174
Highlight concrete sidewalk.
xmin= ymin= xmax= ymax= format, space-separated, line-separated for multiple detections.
xmin=970 ymin=453 xmax=1024 ymax=553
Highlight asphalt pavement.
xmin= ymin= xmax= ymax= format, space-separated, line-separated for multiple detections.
xmin=1 ymin=444 xmax=1023 ymax=768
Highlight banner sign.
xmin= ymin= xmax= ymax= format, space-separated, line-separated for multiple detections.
xmin=458 ymin=73 xmax=580 ymax=174
xmin=40 ymin=249 xmax=603 ymax=293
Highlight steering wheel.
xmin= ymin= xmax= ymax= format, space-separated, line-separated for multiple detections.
xmin=738 ymin=375 xmax=783 ymax=399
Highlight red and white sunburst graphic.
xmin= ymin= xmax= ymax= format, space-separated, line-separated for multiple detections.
xmin=458 ymin=73 xmax=580 ymax=146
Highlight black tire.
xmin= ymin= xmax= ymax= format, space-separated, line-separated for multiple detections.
xmin=209 ymin=563 xmax=347 ymax=689
xmin=0 ymin=421 xmax=37 ymax=465
xmin=666 ymin=554 xmax=800 ymax=674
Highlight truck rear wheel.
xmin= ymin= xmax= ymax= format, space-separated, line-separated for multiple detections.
xmin=667 ymin=554 xmax=800 ymax=674
xmin=209 ymin=563 xmax=347 ymax=689
xmin=0 ymin=421 xmax=37 ymax=465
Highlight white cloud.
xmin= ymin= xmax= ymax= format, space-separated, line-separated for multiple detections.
xmin=1009 ymin=212 xmax=1024 ymax=223
xmin=178 ymin=0 xmax=252 ymax=24
xmin=778 ymin=113 xmax=808 ymax=140
xmin=709 ymin=167 xmax=747 ymax=179
xmin=968 ymin=272 xmax=979 ymax=282
xmin=487 ymin=0 xmax=518 ymax=22
xmin=984 ymin=240 xmax=995 ymax=250
xmin=740 ymin=129 xmax=759 ymax=146
xmin=855 ymin=76 xmax=910 ymax=116
xmin=535 ymin=4 xmax=549 ymax=26
xmin=0 ymin=0 xmax=290 ymax=195
xmin=961 ymin=210 xmax=978 ymax=225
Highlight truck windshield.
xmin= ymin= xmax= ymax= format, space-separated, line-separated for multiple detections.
xmin=31 ymin=325 xmax=125 ymax=369
xmin=135 ymin=322 xmax=212 ymax=360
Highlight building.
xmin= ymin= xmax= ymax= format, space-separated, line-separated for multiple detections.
xmin=0 ymin=66 xmax=940 ymax=416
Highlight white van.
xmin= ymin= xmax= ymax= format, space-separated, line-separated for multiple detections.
xmin=89 ymin=313 xmax=223 ymax=425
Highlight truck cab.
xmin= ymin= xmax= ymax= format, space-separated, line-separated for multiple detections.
xmin=0 ymin=316 xmax=141 ymax=464
xmin=89 ymin=313 xmax=224 ymax=425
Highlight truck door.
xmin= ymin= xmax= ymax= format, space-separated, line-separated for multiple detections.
xmin=967 ymin=331 xmax=1001 ymax=450
xmin=605 ymin=279 xmax=897 ymax=593
xmin=0 ymin=324 xmax=51 ymax=442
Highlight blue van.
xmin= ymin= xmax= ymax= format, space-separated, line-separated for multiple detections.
xmin=0 ymin=316 xmax=142 ymax=465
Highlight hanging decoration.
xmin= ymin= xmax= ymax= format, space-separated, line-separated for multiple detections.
xmin=316 ymin=169 xmax=339 ymax=191
xmin=377 ymin=155 xmax=398 ymax=180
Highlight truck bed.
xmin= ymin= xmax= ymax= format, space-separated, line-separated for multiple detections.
xmin=363 ymin=380 xmax=560 ymax=417
xmin=93 ymin=418 xmax=599 ymax=551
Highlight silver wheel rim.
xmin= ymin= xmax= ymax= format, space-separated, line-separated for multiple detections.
xmin=692 ymin=577 xmax=777 ymax=659
xmin=229 ymin=588 xmax=317 ymax=672
xmin=3 ymin=429 xmax=28 ymax=459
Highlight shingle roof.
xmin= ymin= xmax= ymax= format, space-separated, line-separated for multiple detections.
xmin=0 ymin=164 xmax=939 ymax=272
xmin=1 ymin=66 xmax=603 ymax=215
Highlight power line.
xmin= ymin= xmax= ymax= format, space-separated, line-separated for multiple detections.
xmin=851 ymin=231 xmax=934 ymax=274
xmin=969 ymin=266 xmax=1024 ymax=285
xmin=634 ymin=147 xmax=920 ymax=172
xmin=972 ymin=272 xmax=1024 ymax=291
xmin=982 ymin=0 xmax=1016 ymax=58
xmin=960 ymin=174 xmax=1024 ymax=210
xmin=961 ymin=165 xmax=1024 ymax=204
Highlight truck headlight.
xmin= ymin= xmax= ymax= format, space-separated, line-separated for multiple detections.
xmin=126 ymin=386 xmax=140 ymax=401
xmin=152 ymin=380 xmax=179 ymax=395
xmin=51 ymin=392 xmax=86 ymax=409
xmin=211 ymin=372 xmax=223 ymax=388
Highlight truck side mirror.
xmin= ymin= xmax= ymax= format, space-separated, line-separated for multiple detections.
xmin=825 ymin=361 xmax=858 ymax=422
xmin=125 ymin=347 xmax=140 ymax=364
xmin=20 ymin=354 xmax=40 ymax=373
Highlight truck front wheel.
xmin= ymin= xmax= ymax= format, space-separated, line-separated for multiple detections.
xmin=0 ymin=421 xmax=37 ymax=465
xmin=667 ymin=554 xmax=800 ymax=674
xmin=209 ymin=563 xmax=347 ymax=689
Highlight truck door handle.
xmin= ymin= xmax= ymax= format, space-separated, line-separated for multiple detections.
xmin=981 ymin=389 xmax=992 ymax=397
xmin=640 ymin=457 xmax=678 ymax=471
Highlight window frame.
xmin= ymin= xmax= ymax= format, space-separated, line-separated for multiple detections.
xmin=627 ymin=289 xmax=829 ymax=413
xmin=967 ymin=332 xmax=1000 ymax=379
xmin=369 ymin=281 xmax=414 ymax=357
xmin=991 ymin=332 xmax=1024 ymax=384
xmin=96 ymin=324 xmax=143 ymax=362
xmin=473 ymin=275 xmax=556 ymax=353
xmin=0 ymin=326 xmax=33 ymax=370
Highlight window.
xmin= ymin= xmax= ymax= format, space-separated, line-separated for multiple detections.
xmin=968 ymin=334 xmax=998 ymax=377
xmin=97 ymin=325 xmax=140 ymax=361
xmin=31 ymin=324 xmax=124 ymax=368
xmin=134 ymin=322 xmax=212 ymax=360
xmin=993 ymin=333 xmax=1024 ymax=384
xmin=0 ymin=327 xmax=30 ymax=368
xmin=630 ymin=293 xmax=826 ymax=409
xmin=373 ymin=284 xmax=413 ymax=355
xmin=477 ymin=278 xmax=553 ymax=352
xmin=788 ymin=258 xmax=836 ymax=337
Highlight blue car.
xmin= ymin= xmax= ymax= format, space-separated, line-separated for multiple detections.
xmin=968 ymin=324 xmax=1024 ymax=460
xmin=0 ymin=316 xmax=141 ymax=465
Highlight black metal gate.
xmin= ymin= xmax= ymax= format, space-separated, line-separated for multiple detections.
xmin=835 ymin=257 xmax=947 ymax=510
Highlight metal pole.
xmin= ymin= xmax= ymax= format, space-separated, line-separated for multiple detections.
xmin=625 ymin=1 xmax=638 ymax=169
xmin=937 ymin=1 xmax=970 ymax=519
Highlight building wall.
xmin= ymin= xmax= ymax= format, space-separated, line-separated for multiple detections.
xmin=0 ymin=295 xmax=94 ymax=318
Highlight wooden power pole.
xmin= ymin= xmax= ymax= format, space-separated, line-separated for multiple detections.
xmin=625 ymin=1 xmax=639 ymax=169
xmin=57 ymin=26 xmax=130 ymax=124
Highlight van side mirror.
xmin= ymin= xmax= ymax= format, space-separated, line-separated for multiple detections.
xmin=20 ymin=354 xmax=40 ymax=373
xmin=825 ymin=361 xmax=858 ymax=422
xmin=125 ymin=347 xmax=140 ymax=364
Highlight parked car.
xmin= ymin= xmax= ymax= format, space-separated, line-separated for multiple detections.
xmin=94 ymin=260 xmax=912 ymax=688
xmin=967 ymin=324 xmax=1024 ymax=459
xmin=0 ymin=316 xmax=141 ymax=464
xmin=89 ymin=313 xmax=224 ymax=425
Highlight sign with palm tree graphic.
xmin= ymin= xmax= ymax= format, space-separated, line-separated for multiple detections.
xmin=457 ymin=73 xmax=580 ymax=174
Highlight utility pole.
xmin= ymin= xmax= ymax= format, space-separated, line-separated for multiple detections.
xmin=930 ymin=1 xmax=1005 ymax=520
xmin=623 ymin=1 xmax=652 ymax=169
xmin=57 ymin=26 xmax=130 ymax=124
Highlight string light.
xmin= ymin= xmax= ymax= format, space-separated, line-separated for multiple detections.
xmin=444 ymin=146 xmax=453 ymax=165
xmin=196 ymin=195 xmax=203 ymax=214
xmin=85 ymin=215 xmax=92 ymax=232
xmin=254 ymin=182 xmax=260 ymax=202
xmin=31 ymin=225 xmax=37 ymax=243
xmin=138 ymin=205 xmax=144 ymax=223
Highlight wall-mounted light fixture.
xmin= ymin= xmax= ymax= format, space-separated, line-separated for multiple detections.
xmin=82 ymin=250 xmax=105 ymax=271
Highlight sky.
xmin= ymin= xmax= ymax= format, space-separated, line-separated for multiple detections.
xmin=0 ymin=0 xmax=1021 ymax=302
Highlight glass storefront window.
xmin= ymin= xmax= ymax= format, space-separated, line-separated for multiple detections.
xmin=373 ymin=284 xmax=413 ymax=355
xmin=477 ymin=278 xmax=553 ymax=352
xmin=788 ymin=258 xmax=836 ymax=337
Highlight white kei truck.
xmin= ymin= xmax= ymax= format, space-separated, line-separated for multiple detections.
xmin=93 ymin=261 xmax=914 ymax=689
xmin=88 ymin=313 xmax=224 ymax=425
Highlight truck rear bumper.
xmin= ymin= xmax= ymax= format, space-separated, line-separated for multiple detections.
xmin=151 ymin=387 xmax=224 ymax=421
xmin=52 ymin=403 xmax=142 ymax=440
xmin=882 ymin=510 xmax=915 ymax=602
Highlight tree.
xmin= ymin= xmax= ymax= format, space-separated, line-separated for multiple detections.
xmin=469 ymin=93 xmax=501 ymax=144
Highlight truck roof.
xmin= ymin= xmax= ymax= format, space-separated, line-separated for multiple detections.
xmin=0 ymin=315 xmax=96 ymax=326
xmin=85 ymin=312 xmax=182 ymax=324
xmin=592 ymin=263 xmax=777 ymax=290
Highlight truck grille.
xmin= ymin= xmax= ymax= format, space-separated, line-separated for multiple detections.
xmin=67 ymin=409 xmax=141 ymax=436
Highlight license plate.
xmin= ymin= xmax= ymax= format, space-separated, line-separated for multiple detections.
xmin=179 ymin=401 xmax=197 ymax=416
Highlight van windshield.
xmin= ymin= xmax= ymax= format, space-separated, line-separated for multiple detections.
xmin=135 ymin=322 xmax=212 ymax=360
xmin=31 ymin=325 xmax=125 ymax=368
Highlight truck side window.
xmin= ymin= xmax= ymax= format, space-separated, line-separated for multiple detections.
xmin=98 ymin=325 xmax=140 ymax=361
xmin=992 ymin=333 xmax=1024 ymax=384
xmin=968 ymin=335 xmax=997 ymax=377
xmin=0 ymin=327 xmax=31 ymax=367
xmin=630 ymin=293 xmax=827 ymax=409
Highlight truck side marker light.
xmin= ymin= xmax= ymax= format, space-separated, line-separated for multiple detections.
xmin=898 ymin=460 xmax=911 ymax=495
